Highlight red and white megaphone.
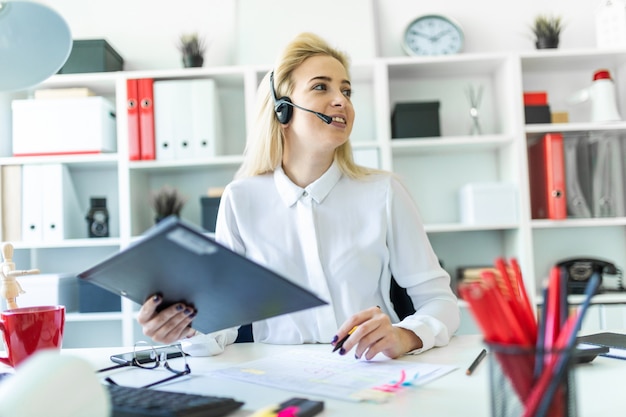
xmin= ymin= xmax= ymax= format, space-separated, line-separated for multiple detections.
xmin=569 ymin=69 xmax=622 ymax=122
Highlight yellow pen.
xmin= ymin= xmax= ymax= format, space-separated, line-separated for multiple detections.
xmin=332 ymin=325 xmax=358 ymax=353
xmin=249 ymin=404 xmax=278 ymax=417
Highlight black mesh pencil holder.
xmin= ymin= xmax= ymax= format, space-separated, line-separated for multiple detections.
xmin=486 ymin=342 xmax=577 ymax=417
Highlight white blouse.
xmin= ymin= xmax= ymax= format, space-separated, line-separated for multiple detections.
xmin=183 ymin=162 xmax=459 ymax=356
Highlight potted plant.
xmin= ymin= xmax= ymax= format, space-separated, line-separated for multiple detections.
xmin=150 ymin=185 xmax=187 ymax=223
xmin=531 ymin=14 xmax=563 ymax=49
xmin=177 ymin=32 xmax=206 ymax=67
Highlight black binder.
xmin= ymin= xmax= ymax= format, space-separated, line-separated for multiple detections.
xmin=78 ymin=216 xmax=327 ymax=334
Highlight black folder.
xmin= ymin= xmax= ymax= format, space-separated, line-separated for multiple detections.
xmin=78 ymin=216 xmax=327 ymax=334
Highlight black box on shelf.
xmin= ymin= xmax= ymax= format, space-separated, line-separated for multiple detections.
xmin=524 ymin=105 xmax=551 ymax=124
xmin=392 ymin=101 xmax=441 ymax=138
xmin=78 ymin=280 xmax=121 ymax=312
xmin=58 ymin=39 xmax=124 ymax=74
xmin=200 ymin=196 xmax=221 ymax=233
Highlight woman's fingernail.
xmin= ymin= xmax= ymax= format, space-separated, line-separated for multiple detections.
xmin=189 ymin=312 xmax=197 ymax=318
xmin=176 ymin=304 xmax=184 ymax=311
xmin=339 ymin=348 xmax=346 ymax=355
xmin=184 ymin=308 xmax=192 ymax=315
xmin=331 ymin=335 xmax=338 ymax=344
xmin=355 ymin=353 xmax=360 ymax=359
xmin=152 ymin=295 xmax=161 ymax=303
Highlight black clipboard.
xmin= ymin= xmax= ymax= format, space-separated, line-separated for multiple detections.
xmin=78 ymin=216 xmax=327 ymax=334
xmin=577 ymin=332 xmax=626 ymax=360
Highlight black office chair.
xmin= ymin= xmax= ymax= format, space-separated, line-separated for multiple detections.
xmin=389 ymin=276 xmax=416 ymax=320
xmin=234 ymin=276 xmax=415 ymax=343
xmin=235 ymin=323 xmax=254 ymax=343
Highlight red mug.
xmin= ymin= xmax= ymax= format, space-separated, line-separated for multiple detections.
xmin=0 ymin=305 xmax=65 ymax=367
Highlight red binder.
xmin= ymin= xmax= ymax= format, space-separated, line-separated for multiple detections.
xmin=138 ymin=78 xmax=155 ymax=160
xmin=528 ymin=133 xmax=567 ymax=219
xmin=126 ymin=79 xmax=141 ymax=160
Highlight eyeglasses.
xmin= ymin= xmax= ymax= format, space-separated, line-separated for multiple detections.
xmin=101 ymin=342 xmax=191 ymax=389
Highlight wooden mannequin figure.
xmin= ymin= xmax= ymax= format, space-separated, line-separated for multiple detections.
xmin=0 ymin=243 xmax=40 ymax=310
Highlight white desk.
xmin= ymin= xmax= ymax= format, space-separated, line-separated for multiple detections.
xmin=59 ymin=334 xmax=624 ymax=417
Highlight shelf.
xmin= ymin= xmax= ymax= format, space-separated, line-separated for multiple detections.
xmin=129 ymin=155 xmax=244 ymax=172
xmin=0 ymin=153 xmax=119 ymax=168
xmin=520 ymin=48 xmax=626 ymax=72
xmin=390 ymin=134 xmax=513 ymax=154
xmin=122 ymin=65 xmax=249 ymax=87
xmin=37 ymin=72 xmax=119 ymax=94
xmin=535 ymin=292 xmax=626 ymax=306
xmin=11 ymin=238 xmax=122 ymax=250
xmin=383 ymin=53 xmax=509 ymax=78
xmin=425 ymin=222 xmax=519 ymax=233
xmin=531 ymin=218 xmax=626 ymax=229
xmin=525 ymin=122 xmax=626 ymax=134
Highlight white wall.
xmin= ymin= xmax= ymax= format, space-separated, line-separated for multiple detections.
xmin=38 ymin=0 xmax=603 ymax=70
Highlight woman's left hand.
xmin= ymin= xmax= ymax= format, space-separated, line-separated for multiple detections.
xmin=332 ymin=306 xmax=423 ymax=360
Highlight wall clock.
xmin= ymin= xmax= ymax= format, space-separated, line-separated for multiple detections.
xmin=403 ymin=14 xmax=464 ymax=56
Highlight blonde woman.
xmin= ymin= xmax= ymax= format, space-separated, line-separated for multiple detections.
xmin=138 ymin=32 xmax=459 ymax=360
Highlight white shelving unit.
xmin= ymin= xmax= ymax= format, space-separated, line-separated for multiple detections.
xmin=2 ymin=48 xmax=626 ymax=347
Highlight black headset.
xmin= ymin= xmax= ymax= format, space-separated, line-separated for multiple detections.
xmin=269 ymin=71 xmax=332 ymax=125
xmin=270 ymin=71 xmax=293 ymax=124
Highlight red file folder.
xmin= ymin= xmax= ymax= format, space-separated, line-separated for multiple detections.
xmin=528 ymin=133 xmax=567 ymax=219
xmin=126 ymin=79 xmax=141 ymax=161
xmin=138 ymin=78 xmax=155 ymax=160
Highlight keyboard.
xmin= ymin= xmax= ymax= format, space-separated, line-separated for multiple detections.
xmin=107 ymin=384 xmax=244 ymax=417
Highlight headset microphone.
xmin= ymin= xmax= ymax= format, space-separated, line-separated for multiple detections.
xmin=270 ymin=71 xmax=332 ymax=125
xmin=283 ymin=101 xmax=332 ymax=124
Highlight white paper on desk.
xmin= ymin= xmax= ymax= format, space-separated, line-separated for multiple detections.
xmin=211 ymin=349 xmax=457 ymax=403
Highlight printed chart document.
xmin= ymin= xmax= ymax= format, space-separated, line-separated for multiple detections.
xmin=211 ymin=349 xmax=457 ymax=403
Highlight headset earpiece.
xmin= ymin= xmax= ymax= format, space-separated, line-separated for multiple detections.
xmin=274 ymin=97 xmax=293 ymax=124
xmin=270 ymin=71 xmax=293 ymax=124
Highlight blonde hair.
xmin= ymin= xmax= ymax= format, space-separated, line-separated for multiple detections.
xmin=235 ymin=32 xmax=375 ymax=180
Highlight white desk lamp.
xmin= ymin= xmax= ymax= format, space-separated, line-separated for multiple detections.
xmin=0 ymin=1 xmax=72 ymax=91
xmin=0 ymin=351 xmax=111 ymax=417
xmin=0 ymin=3 xmax=109 ymax=416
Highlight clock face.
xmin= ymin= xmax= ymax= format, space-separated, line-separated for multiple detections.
xmin=403 ymin=15 xmax=464 ymax=56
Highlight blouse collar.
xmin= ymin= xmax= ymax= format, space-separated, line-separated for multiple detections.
xmin=274 ymin=160 xmax=342 ymax=207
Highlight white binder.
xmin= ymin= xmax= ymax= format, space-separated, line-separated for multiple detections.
xmin=153 ymin=79 xmax=221 ymax=161
xmin=189 ymin=79 xmax=221 ymax=158
xmin=22 ymin=164 xmax=83 ymax=241
xmin=21 ymin=165 xmax=44 ymax=241
xmin=42 ymin=164 xmax=83 ymax=241
xmin=175 ymin=81 xmax=195 ymax=160
xmin=153 ymin=81 xmax=181 ymax=161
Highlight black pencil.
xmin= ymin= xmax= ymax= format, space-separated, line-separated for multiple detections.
xmin=332 ymin=326 xmax=358 ymax=353
xmin=466 ymin=348 xmax=487 ymax=375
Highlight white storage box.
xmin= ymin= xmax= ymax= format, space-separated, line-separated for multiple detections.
xmin=12 ymin=97 xmax=117 ymax=156
xmin=5 ymin=273 xmax=79 ymax=312
xmin=460 ymin=182 xmax=518 ymax=225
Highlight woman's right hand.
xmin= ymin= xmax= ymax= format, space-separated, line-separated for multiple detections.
xmin=137 ymin=294 xmax=197 ymax=344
